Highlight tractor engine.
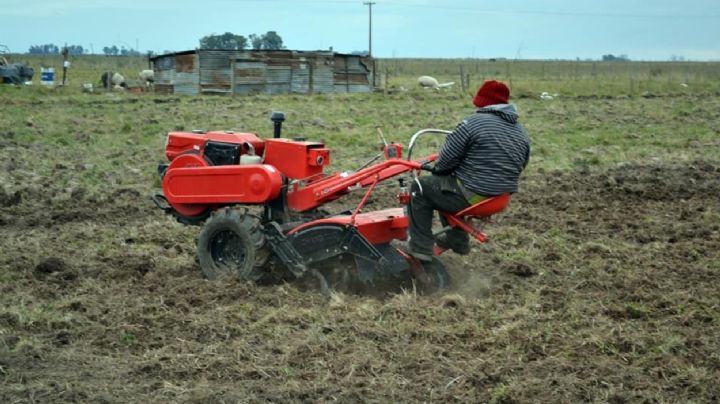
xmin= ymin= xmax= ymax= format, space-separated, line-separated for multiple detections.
xmin=157 ymin=121 xmax=331 ymax=223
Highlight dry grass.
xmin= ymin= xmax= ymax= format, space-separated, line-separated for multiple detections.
xmin=1 ymin=61 xmax=719 ymax=402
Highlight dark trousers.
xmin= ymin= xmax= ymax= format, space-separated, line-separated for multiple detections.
xmin=408 ymin=174 xmax=470 ymax=254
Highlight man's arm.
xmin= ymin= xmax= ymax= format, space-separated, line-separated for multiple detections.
xmin=434 ymin=121 xmax=471 ymax=174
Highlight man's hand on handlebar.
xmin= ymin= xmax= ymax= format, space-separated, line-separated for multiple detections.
xmin=420 ymin=162 xmax=437 ymax=174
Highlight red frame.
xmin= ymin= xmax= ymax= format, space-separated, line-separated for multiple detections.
xmin=286 ymin=157 xmax=434 ymax=212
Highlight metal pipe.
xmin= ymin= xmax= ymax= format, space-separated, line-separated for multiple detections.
xmin=406 ymin=128 xmax=451 ymax=161
xmin=406 ymin=128 xmax=451 ymax=195
xmin=271 ymin=111 xmax=285 ymax=138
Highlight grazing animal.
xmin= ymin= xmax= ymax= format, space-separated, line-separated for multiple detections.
xmin=138 ymin=69 xmax=154 ymax=87
xmin=417 ymin=75 xmax=455 ymax=90
xmin=100 ymin=71 xmax=127 ymax=89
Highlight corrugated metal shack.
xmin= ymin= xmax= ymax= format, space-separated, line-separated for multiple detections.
xmin=151 ymin=49 xmax=373 ymax=96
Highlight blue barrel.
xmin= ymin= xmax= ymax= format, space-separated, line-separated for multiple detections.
xmin=40 ymin=67 xmax=55 ymax=85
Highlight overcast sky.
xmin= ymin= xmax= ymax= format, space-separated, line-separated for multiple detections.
xmin=2 ymin=0 xmax=719 ymax=60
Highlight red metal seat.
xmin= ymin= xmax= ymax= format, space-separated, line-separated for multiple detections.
xmin=440 ymin=193 xmax=511 ymax=243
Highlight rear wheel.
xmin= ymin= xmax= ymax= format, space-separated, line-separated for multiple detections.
xmin=197 ymin=208 xmax=269 ymax=281
xmin=418 ymin=257 xmax=450 ymax=294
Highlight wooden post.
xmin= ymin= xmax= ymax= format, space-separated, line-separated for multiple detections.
xmin=345 ymin=58 xmax=349 ymax=93
xmin=384 ymin=67 xmax=389 ymax=95
xmin=308 ymin=59 xmax=314 ymax=94
xmin=230 ymin=59 xmax=235 ymax=96
xmin=460 ymin=65 xmax=465 ymax=92
xmin=61 ymin=44 xmax=69 ymax=86
xmin=505 ymin=61 xmax=511 ymax=83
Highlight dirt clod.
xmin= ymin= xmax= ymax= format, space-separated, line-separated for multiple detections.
xmin=34 ymin=257 xmax=67 ymax=275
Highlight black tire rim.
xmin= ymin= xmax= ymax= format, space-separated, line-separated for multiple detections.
xmin=209 ymin=229 xmax=246 ymax=269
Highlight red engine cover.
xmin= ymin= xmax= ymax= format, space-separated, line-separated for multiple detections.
xmin=163 ymin=161 xmax=282 ymax=206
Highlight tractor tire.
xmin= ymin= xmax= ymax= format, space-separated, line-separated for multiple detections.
xmin=197 ymin=208 xmax=269 ymax=282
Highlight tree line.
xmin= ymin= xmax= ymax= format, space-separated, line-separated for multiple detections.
xmin=199 ymin=31 xmax=284 ymax=50
xmin=25 ymin=31 xmax=284 ymax=56
xmin=28 ymin=44 xmax=85 ymax=55
xmin=27 ymin=44 xmax=144 ymax=56
xmin=601 ymin=54 xmax=630 ymax=62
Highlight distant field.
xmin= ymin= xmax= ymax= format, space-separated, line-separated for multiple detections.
xmin=1 ymin=55 xmax=719 ymax=402
xmin=7 ymin=53 xmax=720 ymax=97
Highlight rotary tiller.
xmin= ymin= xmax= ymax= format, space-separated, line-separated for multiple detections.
xmin=152 ymin=113 xmax=510 ymax=292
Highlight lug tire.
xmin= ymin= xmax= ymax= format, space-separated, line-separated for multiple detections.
xmin=197 ymin=208 xmax=269 ymax=281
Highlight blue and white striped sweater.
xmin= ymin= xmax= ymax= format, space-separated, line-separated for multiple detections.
xmin=434 ymin=104 xmax=530 ymax=196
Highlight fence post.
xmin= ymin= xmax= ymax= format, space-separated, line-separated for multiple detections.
xmin=384 ymin=67 xmax=389 ymax=95
xmin=61 ymin=45 xmax=69 ymax=86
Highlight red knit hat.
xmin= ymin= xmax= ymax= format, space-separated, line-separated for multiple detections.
xmin=473 ymin=80 xmax=510 ymax=108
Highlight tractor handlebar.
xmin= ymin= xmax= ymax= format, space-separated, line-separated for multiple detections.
xmin=419 ymin=162 xmax=437 ymax=173
xmin=406 ymin=128 xmax=451 ymax=162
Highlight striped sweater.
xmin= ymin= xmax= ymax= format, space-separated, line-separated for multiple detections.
xmin=435 ymin=104 xmax=530 ymax=196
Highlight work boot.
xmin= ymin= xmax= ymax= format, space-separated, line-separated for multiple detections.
xmin=435 ymin=234 xmax=471 ymax=255
xmin=392 ymin=240 xmax=433 ymax=262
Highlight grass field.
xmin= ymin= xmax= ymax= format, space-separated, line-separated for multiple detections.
xmin=1 ymin=55 xmax=719 ymax=402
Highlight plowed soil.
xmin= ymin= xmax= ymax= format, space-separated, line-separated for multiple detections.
xmin=2 ymin=131 xmax=719 ymax=403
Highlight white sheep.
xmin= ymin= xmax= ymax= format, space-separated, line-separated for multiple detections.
xmin=138 ymin=69 xmax=154 ymax=87
xmin=100 ymin=71 xmax=127 ymax=89
xmin=417 ymin=75 xmax=455 ymax=90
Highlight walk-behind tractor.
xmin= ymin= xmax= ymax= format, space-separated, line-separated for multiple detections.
xmin=153 ymin=113 xmax=510 ymax=293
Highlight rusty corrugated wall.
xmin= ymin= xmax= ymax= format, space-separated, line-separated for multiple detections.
xmin=199 ymin=50 xmax=242 ymax=94
xmin=313 ymin=55 xmax=335 ymax=93
xmin=152 ymin=50 xmax=372 ymax=96
xmin=153 ymin=51 xmax=199 ymax=95
xmin=333 ymin=54 xmax=372 ymax=93
xmin=174 ymin=53 xmax=199 ymax=96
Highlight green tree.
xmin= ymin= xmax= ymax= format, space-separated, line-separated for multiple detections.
xmin=28 ymin=44 xmax=59 ymax=54
xmin=249 ymin=34 xmax=263 ymax=50
xmin=199 ymin=32 xmax=248 ymax=50
xmin=102 ymin=45 xmax=119 ymax=56
xmin=66 ymin=45 xmax=84 ymax=55
xmin=602 ymin=54 xmax=630 ymax=62
xmin=261 ymin=31 xmax=284 ymax=50
xmin=120 ymin=47 xmax=141 ymax=56
xmin=247 ymin=31 xmax=285 ymax=50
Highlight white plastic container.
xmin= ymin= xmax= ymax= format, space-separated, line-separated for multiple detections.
xmin=40 ymin=67 xmax=55 ymax=86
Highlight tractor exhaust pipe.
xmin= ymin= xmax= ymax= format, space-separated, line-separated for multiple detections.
xmin=271 ymin=111 xmax=285 ymax=138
